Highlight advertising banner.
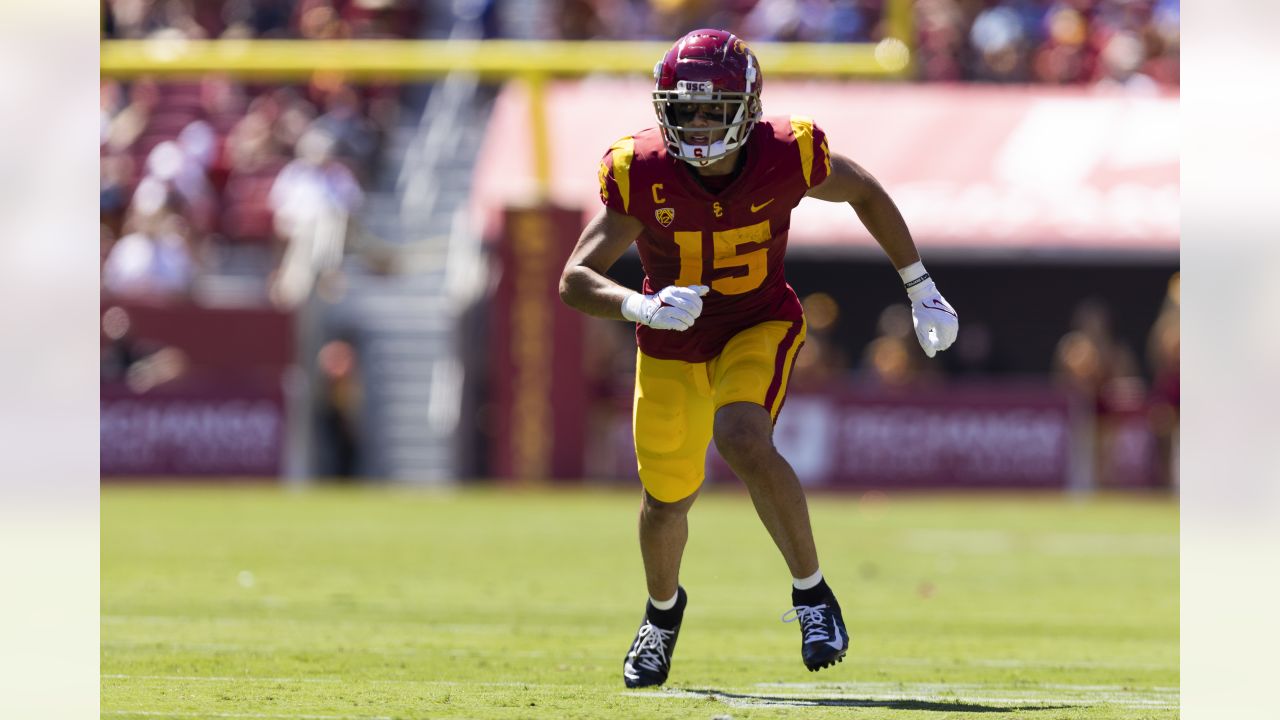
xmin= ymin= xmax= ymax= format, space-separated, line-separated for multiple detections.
xmin=489 ymin=205 xmax=588 ymax=480
xmin=101 ymin=380 xmax=287 ymax=477
xmin=702 ymin=385 xmax=1085 ymax=490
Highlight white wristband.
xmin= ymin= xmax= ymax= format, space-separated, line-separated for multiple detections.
xmin=897 ymin=260 xmax=928 ymax=286
xmin=621 ymin=292 xmax=647 ymax=323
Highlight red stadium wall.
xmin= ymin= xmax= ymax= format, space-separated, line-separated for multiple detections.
xmin=100 ymin=301 xmax=294 ymax=479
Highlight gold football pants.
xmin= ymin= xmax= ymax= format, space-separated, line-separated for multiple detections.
xmin=632 ymin=318 xmax=806 ymax=503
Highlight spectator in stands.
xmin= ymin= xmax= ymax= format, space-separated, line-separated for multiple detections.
xmin=1094 ymin=30 xmax=1158 ymax=93
xmin=270 ymin=88 xmax=321 ymax=157
xmin=101 ymin=224 xmax=118 ymax=275
xmin=297 ymin=0 xmax=352 ymax=39
xmin=1052 ymin=298 xmax=1150 ymax=486
xmin=268 ymin=126 xmax=364 ymax=307
xmin=1144 ymin=0 xmax=1180 ymax=84
xmin=270 ymin=127 xmax=364 ymax=229
xmin=1031 ymin=3 xmax=1093 ymax=84
xmin=741 ymin=0 xmax=832 ymax=43
xmin=315 ymin=337 xmax=365 ymax=477
xmin=102 ymin=76 xmax=159 ymax=154
xmin=219 ymin=0 xmax=294 ymax=38
xmin=1146 ymin=272 xmax=1179 ymax=487
xmin=100 ymin=305 xmax=190 ymax=393
xmin=968 ymin=5 xmax=1031 ymax=83
xmin=1052 ymin=298 xmax=1139 ymax=402
xmin=789 ymin=292 xmax=850 ymax=388
xmin=647 ymin=0 xmax=718 ymax=41
xmin=555 ymin=0 xmax=618 ymax=41
xmin=145 ymin=136 xmax=219 ymax=233
xmin=859 ymin=304 xmax=938 ymax=388
xmin=102 ymin=180 xmax=199 ymax=301
xmin=311 ymin=84 xmax=379 ymax=179
xmin=220 ymin=98 xmax=289 ymax=246
xmin=226 ymin=96 xmax=283 ymax=173
xmin=915 ymin=0 xmax=966 ymax=81
xmin=107 ymin=0 xmax=209 ymax=38
xmin=345 ymin=0 xmax=427 ymax=39
xmin=100 ymin=152 xmax=135 ymax=234
xmin=199 ymin=74 xmax=250 ymax=138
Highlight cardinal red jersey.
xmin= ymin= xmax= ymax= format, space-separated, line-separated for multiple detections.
xmin=597 ymin=115 xmax=832 ymax=362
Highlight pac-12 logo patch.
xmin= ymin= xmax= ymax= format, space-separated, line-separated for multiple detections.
xmin=655 ymin=207 xmax=675 ymax=227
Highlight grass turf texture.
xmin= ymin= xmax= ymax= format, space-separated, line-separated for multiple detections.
xmin=102 ymin=486 xmax=1178 ymax=719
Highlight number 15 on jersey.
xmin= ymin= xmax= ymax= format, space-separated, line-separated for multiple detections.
xmin=672 ymin=219 xmax=771 ymax=296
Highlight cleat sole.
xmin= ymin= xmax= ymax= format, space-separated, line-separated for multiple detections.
xmin=804 ymin=651 xmax=847 ymax=672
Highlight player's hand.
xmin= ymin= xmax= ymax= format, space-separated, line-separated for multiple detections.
xmin=906 ymin=278 xmax=958 ymax=358
xmin=621 ymin=284 xmax=710 ymax=331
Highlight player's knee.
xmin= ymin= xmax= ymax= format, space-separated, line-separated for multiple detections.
xmin=713 ymin=406 xmax=773 ymax=468
xmin=642 ymin=488 xmax=697 ymax=519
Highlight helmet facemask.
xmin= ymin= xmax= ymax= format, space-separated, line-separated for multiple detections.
xmin=653 ymin=60 xmax=761 ymax=167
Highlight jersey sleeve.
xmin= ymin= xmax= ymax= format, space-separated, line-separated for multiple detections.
xmin=787 ymin=116 xmax=833 ymax=190
xmin=597 ymin=136 xmax=637 ymax=215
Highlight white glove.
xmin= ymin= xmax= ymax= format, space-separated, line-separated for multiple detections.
xmin=621 ymin=284 xmax=710 ymax=331
xmin=899 ymin=262 xmax=958 ymax=358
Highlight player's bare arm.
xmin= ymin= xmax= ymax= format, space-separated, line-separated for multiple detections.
xmin=805 ymin=152 xmax=920 ymax=270
xmin=559 ymin=206 xmax=644 ymax=321
xmin=807 ymin=150 xmax=961 ymax=357
xmin=561 ymin=207 xmax=709 ymax=332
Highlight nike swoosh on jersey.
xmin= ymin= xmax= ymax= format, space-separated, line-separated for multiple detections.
xmin=750 ymin=198 xmax=775 ymax=212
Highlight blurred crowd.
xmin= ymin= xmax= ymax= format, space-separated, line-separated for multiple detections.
xmin=99 ymin=0 xmax=431 ymax=308
xmin=100 ymin=73 xmax=392 ymax=308
xmin=553 ymin=0 xmax=1179 ymax=88
xmin=102 ymin=0 xmax=425 ymax=41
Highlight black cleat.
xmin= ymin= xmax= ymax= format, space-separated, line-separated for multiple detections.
xmin=782 ymin=590 xmax=849 ymax=671
xmin=622 ymin=587 xmax=686 ymax=688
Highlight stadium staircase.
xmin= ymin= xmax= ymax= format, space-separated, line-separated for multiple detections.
xmin=310 ymin=69 xmax=493 ymax=483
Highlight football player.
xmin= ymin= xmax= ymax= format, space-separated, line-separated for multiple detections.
xmin=559 ymin=28 xmax=959 ymax=688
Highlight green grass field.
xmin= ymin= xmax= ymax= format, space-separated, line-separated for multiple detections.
xmin=102 ymin=486 xmax=1178 ymax=719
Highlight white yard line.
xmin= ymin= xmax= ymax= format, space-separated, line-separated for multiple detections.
xmin=103 ymin=674 xmax=550 ymax=689
xmin=755 ymin=681 xmax=1179 ymax=693
xmin=103 ymin=675 xmax=340 ymax=684
xmin=101 ymin=707 xmax=389 ymax=712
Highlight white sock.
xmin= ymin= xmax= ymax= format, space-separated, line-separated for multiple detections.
xmin=649 ymin=591 xmax=679 ymax=610
xmin=792 ymin=569 xmax=823 ymax=591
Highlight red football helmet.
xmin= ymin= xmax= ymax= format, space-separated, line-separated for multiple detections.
xmin=652 ymin=28 xmax=763 ymax=167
